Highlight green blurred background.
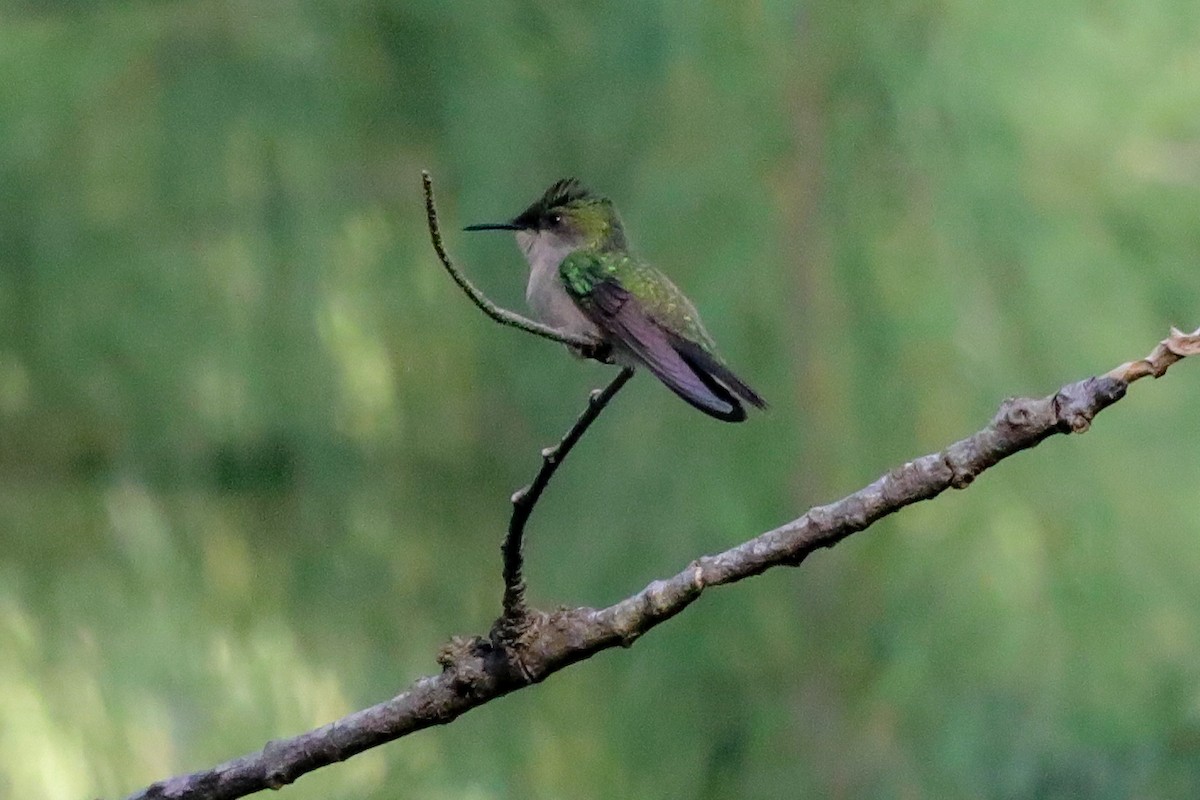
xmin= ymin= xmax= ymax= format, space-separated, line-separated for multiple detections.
xmin=2 ymin=2 xmax=1199 ymax=798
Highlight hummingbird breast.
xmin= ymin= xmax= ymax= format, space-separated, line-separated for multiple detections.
xmin=519 ymin=233 xmax=602 ymax=341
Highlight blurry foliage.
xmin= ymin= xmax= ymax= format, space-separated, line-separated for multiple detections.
xmin=0 ymin=1 xmax=1199 ymax=798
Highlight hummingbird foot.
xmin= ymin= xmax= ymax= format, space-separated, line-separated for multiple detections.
xmin=576 ymin=339 xmax=614 ymax=364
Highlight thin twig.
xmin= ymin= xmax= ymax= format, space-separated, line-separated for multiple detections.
xmin=1107 ymin=325 xmax=1200 ymax=382
xmin=121 ymin=325 xmax=1200 ymax=800
xmin=421 ymin=171 xmax=598 ymax=352
xmin=500 ymin=368 xmax=635 ymax=630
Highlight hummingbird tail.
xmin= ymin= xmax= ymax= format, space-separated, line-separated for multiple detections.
xmin=670 ymin=336 xmax=768 ymax=412
xmin=666 ymin=364 xmax=748 ymax=422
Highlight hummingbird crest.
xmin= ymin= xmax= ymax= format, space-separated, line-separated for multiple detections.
xmin=511 ymin=178 xmax=627 ymax=252
xmin=539 ymin=177 xmax=592 ymax=210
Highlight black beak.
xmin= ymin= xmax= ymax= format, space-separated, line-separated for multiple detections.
xmin=463 ymin=221 xmax=520 ymax=232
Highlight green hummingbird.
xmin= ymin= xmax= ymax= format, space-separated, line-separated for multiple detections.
xmin=464 ymin=178 xmax=766 ymax=422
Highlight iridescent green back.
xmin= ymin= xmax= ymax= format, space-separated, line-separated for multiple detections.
xmin=559 ymin=249 xmax=720 ymax=355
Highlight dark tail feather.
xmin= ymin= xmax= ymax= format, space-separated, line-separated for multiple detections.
xmin=666 ymin=367 xmax=747 ymax=422
xmin=671 ymin=336 xmax=768 ymax=411
xmin=682 ymin=363 xmax=748 ymax=422
xmin=631 ymin=345 xmax=745 ymax=421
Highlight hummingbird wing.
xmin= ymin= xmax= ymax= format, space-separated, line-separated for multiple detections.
xmin=584 ymin=279 xmax=747 ymax=421
xmin=559 ymin=251 xmax=764 ymax=422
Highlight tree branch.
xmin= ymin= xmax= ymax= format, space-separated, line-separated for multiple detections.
xmin=498 ymin=367 xmax=634 ymax=634
xmin=121 ymin=325 xmax=1200 ymax=800
xmin=422 ymin=171 xmax=605 ymax=356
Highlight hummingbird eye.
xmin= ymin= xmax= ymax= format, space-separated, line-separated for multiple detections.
xmin=548 ymin=212 xmax=563 ymax=227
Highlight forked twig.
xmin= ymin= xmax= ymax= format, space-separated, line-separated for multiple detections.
xmin=117 ymin=171 xmax=1200 ymax=800
xmin=421 ymin=171 xmax=634 ymax=634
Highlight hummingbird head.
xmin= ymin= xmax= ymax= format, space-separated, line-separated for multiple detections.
xmin=464 ymin=178 xmax=627 ymax=259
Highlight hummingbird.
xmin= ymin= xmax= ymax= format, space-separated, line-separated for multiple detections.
xmin=464 ymin=178 xmax=766 ymax=422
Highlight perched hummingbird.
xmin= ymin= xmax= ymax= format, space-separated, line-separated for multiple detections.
xmin=464 ymin=178 xmax=766 ymax=422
